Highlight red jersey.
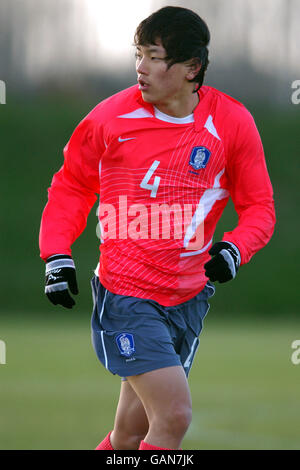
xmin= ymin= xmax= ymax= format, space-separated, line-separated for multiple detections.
xmin=39 ymin=85 xmax=275 ymax=306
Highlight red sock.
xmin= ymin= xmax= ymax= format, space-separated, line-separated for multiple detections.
xmin=139 ymin=440 xmax=172 ymax=450
xmin=95 ymin=431 xmax=114 ymax=450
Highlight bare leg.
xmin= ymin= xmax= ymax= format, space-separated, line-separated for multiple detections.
xmin=127 ymin=366 xmax=192 ymax=449
xmin=110 ymin=380 xmax=149 ymax=450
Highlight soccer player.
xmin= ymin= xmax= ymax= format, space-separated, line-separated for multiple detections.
xmin=39 ymin=6 xmax=275 ymax=450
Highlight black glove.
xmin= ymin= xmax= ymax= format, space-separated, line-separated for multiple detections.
xmin=204 ymin=241 xmax=241 ymax=283
xmin=45 ymin=255 xmax=78 ymax=308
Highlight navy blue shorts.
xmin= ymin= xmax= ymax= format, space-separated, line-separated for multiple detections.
xmin=91 ymin=276 xmax=215 ymax=379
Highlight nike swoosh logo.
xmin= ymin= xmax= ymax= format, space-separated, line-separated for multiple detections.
xmin=118 ymin=137 xmax=137 ymax=142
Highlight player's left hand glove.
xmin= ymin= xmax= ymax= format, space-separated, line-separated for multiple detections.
xmin=204 ymin=241 xmax=241 ymax=283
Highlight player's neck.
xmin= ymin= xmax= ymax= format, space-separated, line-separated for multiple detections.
xmin=155 ymin=89 xmax=199 ymax=118
xmin=154 ymin=90 xmax=199 ymax=119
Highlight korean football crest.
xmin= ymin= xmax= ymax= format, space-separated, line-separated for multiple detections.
xmin=116 ymin=333 xmax=135 ymax=357
xmin=189 ymin=146 xmax=211 ymax=170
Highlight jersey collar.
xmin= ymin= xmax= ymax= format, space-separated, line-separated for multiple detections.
xmin=135 ymin=85 xmax=214 ymax=132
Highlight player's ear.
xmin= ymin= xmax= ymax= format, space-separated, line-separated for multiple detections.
xmin=186 ymin=58 xmax=201 ymax=81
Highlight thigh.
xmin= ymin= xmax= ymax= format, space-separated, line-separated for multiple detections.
xmin=113 ymin=380 xmax=149 ymax=437
xmin=127 ymin=365 xmax=192 ymax=421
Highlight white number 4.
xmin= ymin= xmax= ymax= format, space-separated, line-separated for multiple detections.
xmin=140 ymin=160 xmax=161 ymax=198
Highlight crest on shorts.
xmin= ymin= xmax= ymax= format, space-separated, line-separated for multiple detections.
xmin=116 ymin=333 xmax=135 ymax=357
xmin=189 ymin=146 xmax=211 ymax=170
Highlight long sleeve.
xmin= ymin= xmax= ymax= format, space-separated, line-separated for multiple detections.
xmin=39 ymin=115 xmax=104 ymax=261
xmin=222 ymin=109 xmax=276 ymax=265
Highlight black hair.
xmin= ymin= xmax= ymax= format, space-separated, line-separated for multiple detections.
xmin=134 ymin=6 xmax=210 ymax=91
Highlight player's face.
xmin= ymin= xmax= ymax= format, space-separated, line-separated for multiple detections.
xmin=135 ymin=41 xmax=195 ymax=113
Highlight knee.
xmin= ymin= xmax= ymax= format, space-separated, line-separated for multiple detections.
xmin=155 ymin=404 xmax=192 ymax=437
xmin=171 ymin=405 xmax=193 ymax=435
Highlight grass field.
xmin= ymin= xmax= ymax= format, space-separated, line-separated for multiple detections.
xmin=0 ymin=312 xmax=299 ymax=450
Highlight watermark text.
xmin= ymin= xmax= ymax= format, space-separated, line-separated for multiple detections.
xmin=291 ymin=340 xmax=300 ymax=365
xmin=0 ymin=340 xmax=6 ymax=364
xmin=291 ymin=80 xmax=300 ymax=104
xmin=0 ymin=80 xmax=6 ymax=104
xmin=96 ymin=196 xmax=205 ymax=251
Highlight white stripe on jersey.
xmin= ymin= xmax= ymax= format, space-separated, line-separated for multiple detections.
xmin=180 ymin=237 xmax=213 ymax=257
xmin=204 ymin=115 xmax=221 ymax=140
xmin=118 ymin=108 xmax=153 ymax=119
xmin=183 ymin=169 xmax=229 ymax=249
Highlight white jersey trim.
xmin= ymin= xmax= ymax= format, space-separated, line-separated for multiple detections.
xmin=183 ymin=169 xmax=229 ymax=250
xmin=180 ymin=237 xmax=213 ymax=258
xmin=154 ymin=107 xmax=194 ymax=124
xmin=204 ymin=115 xmax=221 ymax=140
xmin=118 ymin=108 xmax=153 ymax=119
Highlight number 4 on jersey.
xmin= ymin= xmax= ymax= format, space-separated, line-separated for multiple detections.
xmin=140 ymin=160 xmax=207 ymax=251
xmin=140 ymin=160 xmax=161 ymax=198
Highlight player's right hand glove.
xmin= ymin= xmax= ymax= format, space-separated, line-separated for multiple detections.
xmin=45 ymin=255 xmax=78 ymax=309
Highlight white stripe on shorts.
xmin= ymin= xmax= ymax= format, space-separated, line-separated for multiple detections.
xmin=100 ymin=289 xmax=108 ymax=324
xmin=99 ymin=287 xmax=108 ymax=370
xmin=184 ymin=337 xmax=199 ymax=369
xmin=101 ymin=330 xmax=108 ymax=370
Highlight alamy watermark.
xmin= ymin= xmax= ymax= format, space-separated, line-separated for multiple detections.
xmin=96 ymin=196 xmax=205 ymax=251
xmin=0 ymin=340 xmax=6 ymax=365
xmin=291 ymin=80 xmax=300 ymax=104
xmin=291 ymin=340 xmax=300 ymax=365
xmin=0 ymin=80 xmax=6 ymax=104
